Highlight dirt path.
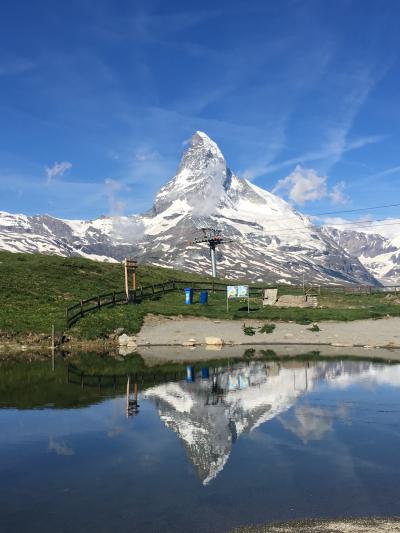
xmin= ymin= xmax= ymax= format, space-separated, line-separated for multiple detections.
xmin=137 ymin=315 xmax=400 ymax=349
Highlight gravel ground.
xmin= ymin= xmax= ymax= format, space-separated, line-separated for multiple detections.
xmin=137 ymin=315 xmax=400 ymax=349
xmin=231 ymin=517 xmax=400 ymax=532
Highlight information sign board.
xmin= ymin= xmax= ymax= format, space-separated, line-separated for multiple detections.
xmin=226 ymin=285 xmax=250 ymax=312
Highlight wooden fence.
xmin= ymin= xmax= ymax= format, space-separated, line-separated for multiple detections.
xmin=65 ymin=279 xmax=400 ymax=328
xmin=67 ymin=363 xmax=187 ymax=389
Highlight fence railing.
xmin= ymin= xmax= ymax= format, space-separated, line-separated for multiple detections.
xmin=67 ymin=363 xmax=187 ymax=389
xmin=65 ymin=279 xmax=400 ymax=328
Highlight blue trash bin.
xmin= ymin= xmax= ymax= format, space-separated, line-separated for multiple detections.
xmin=184 ymin=288 xmax=193 ymax=305
xmin=201 ymin=367 xmax=210 ymax=379
xmin=200 ymin=290 xmax=208 ymax=304
xmin=186 ymin=365 xmax=195 ymax=382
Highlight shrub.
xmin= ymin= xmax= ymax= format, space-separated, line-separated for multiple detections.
xmin=259 ymin=323 xmax=276 ymax=334
xmin=242 ymin=324 xmax=256 ymax=336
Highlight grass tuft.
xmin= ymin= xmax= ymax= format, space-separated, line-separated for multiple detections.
xmin=242 ymin=324 xmax=256 ymax=336
xmin=259 ymin=323 xmax=276 ymax=334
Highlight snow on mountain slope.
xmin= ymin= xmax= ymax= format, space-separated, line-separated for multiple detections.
xmin=323 ymin=226 xmax=400 ymax=285
xmin=0 ymin=132 xmax=380 ymax=285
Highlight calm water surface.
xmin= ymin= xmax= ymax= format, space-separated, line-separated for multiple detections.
xmin=1 ymin=358 xmax=400 ymax=532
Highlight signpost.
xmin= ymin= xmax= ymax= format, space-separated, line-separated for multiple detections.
xmin=124 ymin=258 xmax=138 ymax=300
xmin=226 ymin=285 xmax=250 ymax=313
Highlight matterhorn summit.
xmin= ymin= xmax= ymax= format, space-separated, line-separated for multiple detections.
xmin=154 ymin=131 xmax=233 ymax=216
xmin=0 ymin=132 xmax=381 ymax=285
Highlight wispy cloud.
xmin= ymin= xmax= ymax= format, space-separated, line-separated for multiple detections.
xmin=0 ymin=58 xmax=36 ymax=77
xmin=46 ymin=161 xmax=72 ymax=183
xmin=48 ymin=436 xmax=74 ymax=456
xmin=329 ymin=181 xmax=349 ymax=205
xmin=134 ymin=148 xmax=159 ymax=162
xmin=104 ymin=177 xmax=127 ymax=215
xmin=247 ymin=134 xmax=383 ymax=179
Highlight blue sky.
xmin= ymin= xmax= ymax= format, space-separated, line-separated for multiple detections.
xmin=1 ymin=0 xmax=400 ymax=220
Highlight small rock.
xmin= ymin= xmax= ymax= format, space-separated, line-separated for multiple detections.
xmin=114 ymin=328 xmax=125 ymax=335
xmin=118 ymin=334 xmax=130 ymax=346
xmin=331 ymin=342 xmax=354 ymax=347
xmin=206 ymin=344 xmax=223 ymax=351
xmin=205 ymin=336 xmax=224 ymax=345
xmin=119 ymin=346 xmax=136 ymax=357
xmin=182 ymin=340 xmax=196 ymax=347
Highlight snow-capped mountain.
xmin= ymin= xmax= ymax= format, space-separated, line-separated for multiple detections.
xmin=0 ymin=131 xmax=381 ymax=285
xmin=144 ymin=360 xmax=394 ymax=484
xmin=324 ymin=226 xmax=400 ymax=285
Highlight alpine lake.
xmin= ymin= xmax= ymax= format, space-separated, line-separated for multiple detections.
xmin=1 ymin=350 xmax=400 ymax=532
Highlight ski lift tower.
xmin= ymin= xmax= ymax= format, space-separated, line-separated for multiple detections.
xmin=190 ymin=228 xmax=233 ymax=278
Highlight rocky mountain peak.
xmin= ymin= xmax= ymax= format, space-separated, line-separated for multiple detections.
xmin=153 ymin=131 xmax=231 ymax=215
xmin=178 ymin=130 xmax=225 ymax=170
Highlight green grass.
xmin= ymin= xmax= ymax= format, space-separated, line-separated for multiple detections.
xmin=0 ymin=251 xmax=213 ymax=339
xmin=242 ymin=324 xmax=256 ymax=336
xmin=2 ymin=250 xmax=400 ymax=341
xmin=4 ymin=350 xmax=399 ymax=409
xmin=259 ymin=323 xmax=276 ymax=334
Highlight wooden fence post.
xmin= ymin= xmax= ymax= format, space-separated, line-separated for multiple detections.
xmin=112 ymin=291 xmax=116 ymax=305
xmin=97 ymin=295 xmax=101 ymax=309
xmin=80 ymin=300 xmax=84 ymax=317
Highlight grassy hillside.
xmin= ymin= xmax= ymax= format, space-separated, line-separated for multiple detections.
xmin=0 ymin=251 xmax=211 ymax=338
xmin=1 ymin=250 xmax=400 ymax=341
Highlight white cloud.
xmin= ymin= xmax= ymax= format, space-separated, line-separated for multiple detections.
xmin=104 ymin=178 xmax=127 ymax=215
xmin=273 ymin=165 xmax=327 ymax=205
xmin=273 ymin=165 xmax=350 ymax=206
xmin=134 ymin=148 xmax=158 ymax=161
xmin=330 ymin=181 xmax=349 ymax=205
xmin=280 ymin=405 xmax=333 ymax=443
xmin=110 ymin=216 xmax=145 ymax=244
xmin=48 ymin=436 xmax=74 ymax=456
xmin=45 ymin=161 xmax=72 ymax=183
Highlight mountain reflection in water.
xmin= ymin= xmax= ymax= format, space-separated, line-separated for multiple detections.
xmin=143 ymin=360 xmax=400 ymax=484
xmin=3 ymin=357 xmax=400 ymax=532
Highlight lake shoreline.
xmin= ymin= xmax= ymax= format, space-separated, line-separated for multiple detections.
xmin=232 ymin=517 xmax=400 ymax=532
xmin=136 ymin=314 xmax=400 ymax=350
xmin=3 ymin=314 xmax=400 ymax=360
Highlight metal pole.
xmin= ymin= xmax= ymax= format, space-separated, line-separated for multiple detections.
xmin=124 ymin=259 xmax=129 ymax=299
xmin=210 ymin=246 xmax=217 ymax=278
xmin=51 ymin=324 xmax=55 ymax=371
xmin=126 ymin=376 xmax=130 ymax=418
